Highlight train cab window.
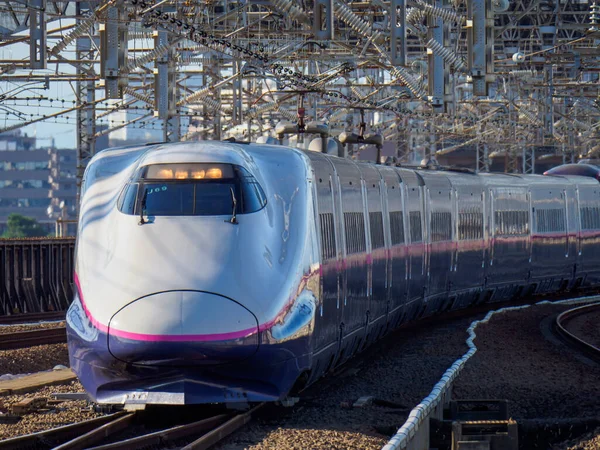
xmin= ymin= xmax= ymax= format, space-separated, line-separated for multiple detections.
xmin=118 ymin=163 xmax=267 ymax=216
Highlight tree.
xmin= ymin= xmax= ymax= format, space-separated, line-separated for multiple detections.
xmin=2 ymin=214 xmax=47 ymax=238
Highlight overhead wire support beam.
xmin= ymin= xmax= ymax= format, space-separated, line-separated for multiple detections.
xmin=314 ymin=0 xmax=334 ymax=40
xmin=29 ymin=0 xmax=47 ymax=69
xmin=467 ymin=0 xmax=494 ymax=96
xmin=427 ymin=0 xmax=445 ymax=111
xmin=101 ymin=4 xmax=128 ymax=99
xmin=75 ymin=1 xmax=98 ymax=212
xmin=390 ymin=0 xmax=407 ymax=65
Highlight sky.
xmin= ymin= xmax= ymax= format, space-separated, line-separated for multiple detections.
xmin=0 ymin=18 xmax=165 ymax=149
xmin=0 ymin=18 xmax=80 ymax=149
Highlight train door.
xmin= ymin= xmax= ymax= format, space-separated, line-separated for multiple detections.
xmin=488 ymin=184 xmax=530 ymax=290
xmin=576 ymin=185 xmax=600 ymax=285
xmin=420 ymin=172 xmax=453 ymax=307
xmin=453 ymin=183 xmax=485 ymax=294
xmin=399 ymin=170 xmax=426 ymax=320
xmin=303 ymin=152 xmax=341 ymax=359
xmin=331 ymin=158 xmax=369 ymax=357
xmin=564 ymin=186 xmax=579 ymax=286
xmin=358 ymin=164 xmax=387 ymax=343
xmin=529 ymin=185 xmax=570 ymax=290
xmin=378 ymin=167 xmax=407 ymax=328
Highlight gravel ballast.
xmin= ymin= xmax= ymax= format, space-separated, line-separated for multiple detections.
xmin=0 ymin=381 xmax=101 ymax=440
xmin=216 ymin=314 xmax=481 ymax=450
xmin=0 ymin=321 xmax=65 ymax=335
xmin=0 ymin=344 xmax=69 ymax=376
xmin=453 ymin=303 xmax=600 ymax=419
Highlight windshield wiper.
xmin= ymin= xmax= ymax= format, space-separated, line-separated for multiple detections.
xmin=139 ymin=189 xmax=148 ymax=225
xmin=226 ymin=187 xmax=238 ymax=225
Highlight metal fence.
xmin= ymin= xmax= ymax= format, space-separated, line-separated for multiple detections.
xmin=0 ymin=238 xmax=76 ymax=315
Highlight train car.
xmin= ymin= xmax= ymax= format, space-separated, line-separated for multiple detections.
xmin=66 ymin=141 xmax=600 ymax=408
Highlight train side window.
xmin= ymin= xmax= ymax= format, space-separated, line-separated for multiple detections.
xmin=319 ymin=212 xmax=336 ymax=260
xmin=344 ymin=212 xmax=366 ymax=254
xmin=431 ymin=211 xmax=452 ymax=242
xmin=536 ymin=208 xmax=565 ymax=233
xmin=458 ymin=207 xmax=483 ymax=240
xmin=580 ymin=206 xmax=600 ymax=230
xmin=389 ymin=211 xmax=404 ymax=245
xmin=369 ymin=211 xmax=385 ymax=249
xmin=494 ymin=210 xmax=529 ymax=236
xmin=409 ymin=211 xmax=422 ymax=243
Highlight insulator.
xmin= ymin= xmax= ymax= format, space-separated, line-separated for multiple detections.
xmin=269 ymin=0 xmax=310 ymax=24
xmin=406 ymin=7 xmax=426 ymax=24
xmin=426 ymin=38 xmax=467 ymax=72
xmin=327 ymin=108 xmax=350 ymax=122
xmin=390 ymin=66 xmax=426 ymax=100
xmin=414 ymin=1 xmax=464 ymax=23
xmin=519 ymin=108 xmax=541 ymax=126
xmin=178 ymin=86 xmax=213 ymax=106
xmin=122 ymin=87 xmax=153 ymax=105
xmin=247 ymin=102 xmax=279 ymax=118
xmin=509 ymin=70 xmax=536 ymax=76
xmin=125 ymin=43 xmax=172 ymax=73
xmin=277 ymin=108 xmax=298 ymax=121
xmin=351 ymin=86 xmax=368 ymax=99
xmin=201 ymin=97 xmax=221 ymax=111
xmin=334 ymin=1 xmax=385 ymax=43
xmin=50 ymin=13 xmax=98 ymax=56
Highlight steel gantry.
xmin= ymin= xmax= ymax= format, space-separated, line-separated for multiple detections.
xmin=0 ymin=0 xmax=599 ymax=207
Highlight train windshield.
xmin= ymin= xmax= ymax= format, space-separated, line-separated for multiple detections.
xmin=118 ymin=163 xmax=267 ymax=216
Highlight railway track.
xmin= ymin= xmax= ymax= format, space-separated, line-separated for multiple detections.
xmin=0 ymin=403 xmax=264 ymax=450
xmin=0 ymin=312 xmax=65 ymax=325
xmin=555 ymin=302 xmax=600 ymax=363
xmin=0 ymin=327 xmax=67 ymax=350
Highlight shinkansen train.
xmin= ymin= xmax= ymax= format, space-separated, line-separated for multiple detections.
xmin=67 ymin=140 xmax=600 ymax=407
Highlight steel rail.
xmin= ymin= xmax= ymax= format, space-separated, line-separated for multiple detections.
xmin=0 ymin=327 xmax=67 ymax=350
xmin=182 ymin=403 xmax=265 ymax=450
xmin=0 ymin=311 xmax=65 ymax=325
xmin=555 ymin=302 xmax=600 ymax=362
xmin=0 ymin=412 xmax=129 ymax=450
xmin=85 ymin=413 xmax=231 ymax=450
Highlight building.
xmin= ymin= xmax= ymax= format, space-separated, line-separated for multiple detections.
xmin=47 ymin=149 xmax=78 ymax=235
xmin=0 ymin=130 xmax=77 ymax=235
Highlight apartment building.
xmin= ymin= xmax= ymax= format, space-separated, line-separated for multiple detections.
xmin=0 ymin=130 xmax=79 ymax=235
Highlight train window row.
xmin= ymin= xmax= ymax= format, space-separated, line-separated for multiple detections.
xmin=580 ymin=206 xmax=600 ymax=230
xmin=494 ymin=210 xmax=529 ymax=236
xmin=344 ymin=212 xmax=366 ymax=254
xmin=369 ymin=212 xmax=385 ymax=249
xmin=319 ymin=213 xmax=336 ymax=260
xmin=431 ymin=211 xmax=452 ymax=242
xmin=389 ymin=211 xmax=405 ymax=245
xmin=535 ymin=208 xmax=566 ymax=233
xmin=458 ymin=208 xmax=484 ymax=240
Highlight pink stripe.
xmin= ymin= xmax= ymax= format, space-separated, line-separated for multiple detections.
xmin=108 ymin=326 xmax=258 ymax=342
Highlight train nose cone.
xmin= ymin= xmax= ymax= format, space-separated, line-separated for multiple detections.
xmin=107 ymin=291 xmax=259 ymax=366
